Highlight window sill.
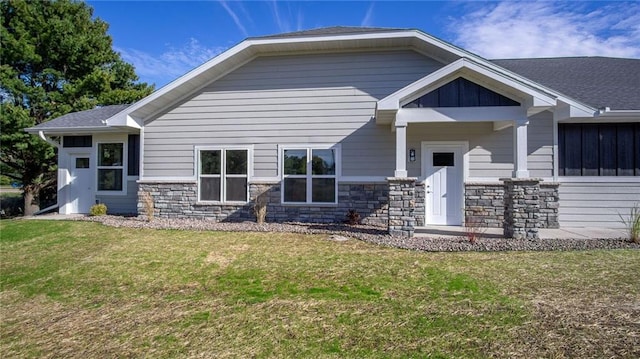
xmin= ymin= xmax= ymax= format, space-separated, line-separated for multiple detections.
xmin=96 ymin=190 xmax=126 ymax=196
xmin=195 ymin=201 xmax=249 ymax=206
xmin=281 ymin=202 xmax=338 ymax=207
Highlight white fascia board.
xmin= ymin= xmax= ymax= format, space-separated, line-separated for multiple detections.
xmin=378 ymin=58 xmax=558 ymax=117
xmin=396 ymin=106 xmax=525 ymax=125
xmin=594 ymin=110 xmax=640 ymax=121
xmin=454 ymin=60 xmax=557 ymax=106
xmin=102 ymin=40 xmax=256 ymax=126
xmin=493 ymin=121 xmax=513 ymax=131
xmin=554 ymin=100 xmax=598 ymax=121
xmin=378 ymin=59 xmax=466 ymax=111
xmin=251 ymin=30 xmax=417 ymax=46
xmin=24 ymin=126 xmax=118 ymax=134
xmin=105 ymin=113 xmax=142 ymax=129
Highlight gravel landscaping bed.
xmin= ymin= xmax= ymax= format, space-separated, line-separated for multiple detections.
xmin=81 ymin=215 xmax=640 ymax=252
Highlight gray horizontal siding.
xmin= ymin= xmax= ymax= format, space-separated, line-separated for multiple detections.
xmin=405 ymin=122 xmax=508 ymax=178
xmin=143 ymin=50 xmax=555 ymax=181
xmin=96 ymin=180 xmax=138 ymax=214
xmin=405 ymin=112 xmax=554 ymax=179
xmin=144 ymin=50 xmax=443 ymax=178
xmin=559 ymin=181 xmax=640 ymax=228
xmin=527 ymin=112 xmax=554 ymax=178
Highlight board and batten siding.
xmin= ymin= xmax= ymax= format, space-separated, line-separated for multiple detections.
xmin=143 ymin=50 xmax=444 ymax=178
xmin=558 ymin=181 xmax=640 ymax=228
xmin=405 ymin=111 xmax=554 ymax=179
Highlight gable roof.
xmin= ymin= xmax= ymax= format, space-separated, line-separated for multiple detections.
xmin=376 ymin=57 xmax=564 ymax=124
xmin=25 ymin=104 xmax=131 ymax=133
xmin=250 ymin=26 xmax=406 ymax=39
xmin=108 ymin=27 xmax=473 ymax=127
xmin=26 ymin=28 xmax=639 ymax=133
xmin=492 ymin=57 xmax=640 ymax=110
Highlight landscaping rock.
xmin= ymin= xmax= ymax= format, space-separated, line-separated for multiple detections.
xmin=79 ymin=215 xmax=640 ymax=252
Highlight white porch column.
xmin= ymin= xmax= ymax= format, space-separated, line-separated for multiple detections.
xmin=394 ymin=123 xmax=408 ymax=177
xmin=513 ymin=117 xmax=530 ymax=178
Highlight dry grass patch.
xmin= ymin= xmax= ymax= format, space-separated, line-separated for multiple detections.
xmin=1 ymin=220 xmax=638 ymax=358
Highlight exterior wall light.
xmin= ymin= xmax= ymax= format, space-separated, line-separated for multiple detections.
xmin=409 ymin=148 xmax=416 ymax=162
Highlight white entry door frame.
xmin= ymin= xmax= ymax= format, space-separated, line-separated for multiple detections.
xmin=422 ymin=141 xmax=468 ymax=225
xmin=67 ymin=153 xmax=94 ymax=214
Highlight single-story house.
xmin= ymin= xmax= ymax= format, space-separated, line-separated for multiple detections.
xmin=27 ymin=27 xmax=639 ymax=238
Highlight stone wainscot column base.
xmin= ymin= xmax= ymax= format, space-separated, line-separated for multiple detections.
xmin=501 ymin=178 xmax=542 ymax=239
xmin=387 ymin=177 xmax=417 ymax=238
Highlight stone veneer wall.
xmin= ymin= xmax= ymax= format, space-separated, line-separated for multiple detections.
xmin=414 ymin=183 xmax=425 ymax=227
xmin=539 ymin=183 xmax=560 ymax=229
xmin=137 ymin=181 xmax=388 ymax=225
xmin=464 ymin=183 xmax=505 ymax=228
xmin=502 ymin=178 xmax=541 ymax=239
xmin=464 ymin=182 xmax=559 ymax=229
xmin=387 ymin=177 xmax=416 ymax=238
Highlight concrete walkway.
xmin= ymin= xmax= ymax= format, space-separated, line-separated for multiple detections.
xmin=415 ymin=225 xmax=628 ymax=239
xmin=21 ymin=213 xmax=86 ymax=220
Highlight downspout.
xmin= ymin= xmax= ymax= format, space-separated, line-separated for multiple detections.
xmin=39 ymin=130 xmax=60 ymax=148
xmin=34 ymin=131 xmax=60 ymax=215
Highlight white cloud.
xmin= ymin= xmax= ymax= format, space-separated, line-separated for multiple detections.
xmin=269 ymin=0 xmax=290 ymax=33
xmin=269 ymin=0 xmax=304 ymax=33
xmin=361 ymin=3 xmax=375 ymax=27
xmin=117 ymin=39 xmax=227 ymax=87
xmin=219 ymin=0 xmax=249 ymax=37
xmin=450 ymin=1 xmax=640 ymax=59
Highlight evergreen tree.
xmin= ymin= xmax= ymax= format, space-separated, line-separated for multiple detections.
xmin=0 ymin=0 xmax=154 ymax=215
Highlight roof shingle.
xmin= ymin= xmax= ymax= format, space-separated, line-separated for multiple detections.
xmin=29 ymin=30 xmax=640 ymax=132
xmin=249 ymin=26 xmax=408 ymax=40
xmin=492 ymin=57 xmax=640 ymax=110
xmin=31 ymin=104 xmax=131 ymax=130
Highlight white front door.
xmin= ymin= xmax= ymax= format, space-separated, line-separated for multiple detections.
xmin=69 ymin=154 xmax=94 ymax=213
xmin=423 ymin=143 xmax=465 ymax=225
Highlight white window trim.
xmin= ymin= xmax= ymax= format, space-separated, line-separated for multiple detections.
xmin=279 ymin=144 xmax=341 ymax=205
xmin=558 ymin=176 xmax=640 ymax=183
xmin=195 ymin=145 xmax=253 ymax=204
xmin=96 ymin=141 xmax=126 ymax=195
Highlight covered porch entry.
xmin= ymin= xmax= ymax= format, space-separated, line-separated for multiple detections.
xmin=376 ymin=58 xmax=575 ymax=238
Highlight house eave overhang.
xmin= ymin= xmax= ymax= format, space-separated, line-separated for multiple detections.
xmin=376 ymin=58 xmax=568 ymax=125
xmin=105 ymin=113 xmax=142 ymax=128
xmin=24 ymin=126 xmax=131 ymax=135
xmin=556 ymin=109 xmax=640 ymax=123
xmin=95 ymin=28 xmax=604 ymax=127
xmin=100 ymin=29 xmax=484 ymax=126
xmin=594 ymin=109 xmax=640 ymax=121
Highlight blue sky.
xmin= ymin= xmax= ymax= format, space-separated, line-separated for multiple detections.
xmin=87 ymin=1 xmax=640 ymax=88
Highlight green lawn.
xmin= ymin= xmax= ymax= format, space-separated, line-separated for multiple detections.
xmin=1 ymin=220 xmax=638 ymax=358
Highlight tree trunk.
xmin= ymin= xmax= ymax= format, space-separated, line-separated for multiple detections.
xmin=23 ymin=186 xmax=40 ymax=216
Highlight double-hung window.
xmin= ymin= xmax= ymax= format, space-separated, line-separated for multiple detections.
xmin=282 ymin=146 xmax=338 ymax=204
xmin=198 ymin=148 xmax=249 ymax=202
xmin=97 ymin=143 xmax=124 ymax=191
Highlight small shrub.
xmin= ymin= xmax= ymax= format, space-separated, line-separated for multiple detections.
xmin=89 ymin=203 xmax=107 ymax=216
xmin=253 ymin=192 xmax=268 ymax=224
xmin=141 ymin=191 xmax=155 ymax=222
xmin=346 ymin=209 xmax=361 ymax=225
xmin=464 ymin=216 xmax=486 ymax=244
xmin=0 ymin=193 xmax=23 ymax=218
xmin=619 ymin=203 xmax=640 ymax=244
